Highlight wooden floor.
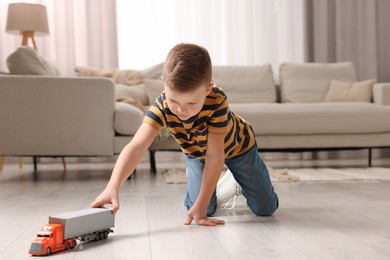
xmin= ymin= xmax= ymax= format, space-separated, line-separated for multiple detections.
xmin=1 ymin=161 xmax=390 ymax=260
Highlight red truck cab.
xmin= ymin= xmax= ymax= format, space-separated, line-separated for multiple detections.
xmin=29 ymin=224 xmax=76 ymax=256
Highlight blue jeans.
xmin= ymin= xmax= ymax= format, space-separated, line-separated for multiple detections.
xmin=184 ymin=144 xmax=279 ymax=216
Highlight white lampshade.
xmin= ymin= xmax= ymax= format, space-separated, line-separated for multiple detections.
xmin=6 ymin=3 xmax=49 ymax=35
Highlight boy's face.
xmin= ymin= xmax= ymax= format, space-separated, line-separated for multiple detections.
xmin=164 ymin=83 xmax=212 ymax=121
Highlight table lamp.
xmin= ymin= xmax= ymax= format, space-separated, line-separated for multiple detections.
xmin=6 ymin=3 xmax=49 ymax=50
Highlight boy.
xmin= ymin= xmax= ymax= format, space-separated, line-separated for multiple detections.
xmin=90 ymin=43 xmax=279 ymax=226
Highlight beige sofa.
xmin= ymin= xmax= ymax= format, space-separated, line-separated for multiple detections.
xmin=1 ymin=62 xmax=390 ymax=173
xmin=146 ymin=62 xmax=390 ymax=171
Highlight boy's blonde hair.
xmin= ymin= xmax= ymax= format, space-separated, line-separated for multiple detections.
xmin=162 ymin=43 xmax=212 ymax=92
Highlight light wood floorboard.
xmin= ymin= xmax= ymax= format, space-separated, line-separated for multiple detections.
xmin=0 ymin=162 xmax=390 ymax=259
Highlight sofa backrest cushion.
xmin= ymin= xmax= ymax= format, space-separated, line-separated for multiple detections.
xmin=6 ymin=47 xmax=60 ymax=76
xmin=141 ymin=62 xmax=164 ymax=80
xmin=144 ymin=79 xmax=165 ymax=105
xmin=212 ymin=64 xmax=276 ymax=103
xmin=279 ymin=62 xmax=357 ymax=103
xmin=75 ymin=66 xmax=143 ymax=86
xmin=115 ymin=83 xmax=149 ymax=107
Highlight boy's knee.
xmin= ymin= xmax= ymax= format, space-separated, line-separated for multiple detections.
xmin=252 ymin=206 xmax=277 ymax=217
xmin=249 ymin=197 xmax=279 ymax=216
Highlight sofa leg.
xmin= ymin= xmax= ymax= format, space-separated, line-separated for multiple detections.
xmin=33 ymin=156 xmax=38 ymax=171
xmin=60 ymin=157 xmax=67 ymax=172
xmin=19 ymin=157 xmax=23 ymax=169
xmin=368 ymin=148 xmax=372 ymax=167
xmin=149 ymin=150 xmax=157 ymax=174
xmin=127 ymin=169 xmax=136 ymax=180
xmin=0 ymin=156 xmax=4 ymax=172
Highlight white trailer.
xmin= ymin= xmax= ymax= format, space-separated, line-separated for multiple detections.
xmin=49 ymin=208 xmax=115 ymax=242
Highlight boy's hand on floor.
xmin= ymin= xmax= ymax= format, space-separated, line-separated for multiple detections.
xmin=184 ymin=204 xmax=225 ymax=226
xmin=90 ymin=188 xmax=120 ymax=214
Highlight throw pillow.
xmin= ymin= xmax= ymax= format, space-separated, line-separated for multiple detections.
xmin=115 ymin=83 xmax=149 ymax=106
xmin=6 ymin=46 xmax=60 ymax=76
xmin=116 ymin=96 xmax=146 ymax=112
xmin=324 ymin=79 xmax=376 ymax=102
xmin=144 ymin=79 xmax=165 ymax=105
xmin=75 ymin=66 xmax=143 ymax=86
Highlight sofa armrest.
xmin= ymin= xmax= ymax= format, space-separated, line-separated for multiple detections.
xmin=373 ymin=83 xmax=390 ymax=105
xmin=0 ymin=76 xmax=115 ymax=156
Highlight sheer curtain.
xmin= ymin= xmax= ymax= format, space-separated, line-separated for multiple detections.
xmin=1 ymin=0 xmax=308 ymax=73
xmin=0 ymin=0 xmax=118 ymax=76
xmin=1 ymin=0 xmax=307 ymax=74
xmin=117 ymin=0 xmax=307 ymax=71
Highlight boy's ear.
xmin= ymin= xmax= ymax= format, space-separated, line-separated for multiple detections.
xmin=206 ymin=82 xmax=214 ymax=94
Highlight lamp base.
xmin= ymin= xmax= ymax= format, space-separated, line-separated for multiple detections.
xmin=21 ymin=31 xmax=37 ymax=50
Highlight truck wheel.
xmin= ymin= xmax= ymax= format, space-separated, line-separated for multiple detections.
xmin=71 ymin=240 xmax=77 ymax=248
xmin=100 ymin=232 xmax=105 ymax=240
xmin=66 ymin=242 xmax=70 ymax=250
xmin=104 ymin=231 xmax=108 ymax=239
xmin=46 ymin=247 xmax=51 ymax=255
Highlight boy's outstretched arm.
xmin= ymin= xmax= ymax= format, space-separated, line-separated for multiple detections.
xmin=90 ymin=122 xmax=158 ymax=213
xmin=184 ymin=132 xmax=226 ymax=226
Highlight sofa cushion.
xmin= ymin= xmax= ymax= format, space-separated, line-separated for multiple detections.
xmin=144 ymin=79 xmax=165 ymax=105
xmin=115 ymin=83 xmax=149 ymax=106
xmin=279 ymin=62 xmax=357 ymax=103
xmin=212 ymin=64 xmax=276 ymax=103
xmin=114 ymin=102 xmax=144 ymax=135
xmin=75 ymin=66 xmax=143 ymax=86
xmin=6 ymin=47 xmax=60 ymax=76
xmin=230 ymin=103 xmax=390 ymax=135
xmin=141 ymin=62 xmax=164 ymax=80
xmin=324 ymin=79 xmax=376 ymax=102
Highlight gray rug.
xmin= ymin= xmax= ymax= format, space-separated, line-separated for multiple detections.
xmin=162 ymin=167 xmax=390 ymax=184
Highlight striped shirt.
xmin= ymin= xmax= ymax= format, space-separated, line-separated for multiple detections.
xmin=144 ymin=85 xmax=255 ymax=159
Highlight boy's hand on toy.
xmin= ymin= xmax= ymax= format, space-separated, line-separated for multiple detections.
xmin=184 ymin=204 xmax=225 ymax=226
xmin=90 ymin=188 xmax=120 ymax=214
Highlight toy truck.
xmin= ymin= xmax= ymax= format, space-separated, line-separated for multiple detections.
xmin=29 ymin=208 xmax=115 ymax=256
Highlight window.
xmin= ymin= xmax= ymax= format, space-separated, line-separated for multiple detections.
xmin=116 ymin=0 xmax=307 ymax=71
